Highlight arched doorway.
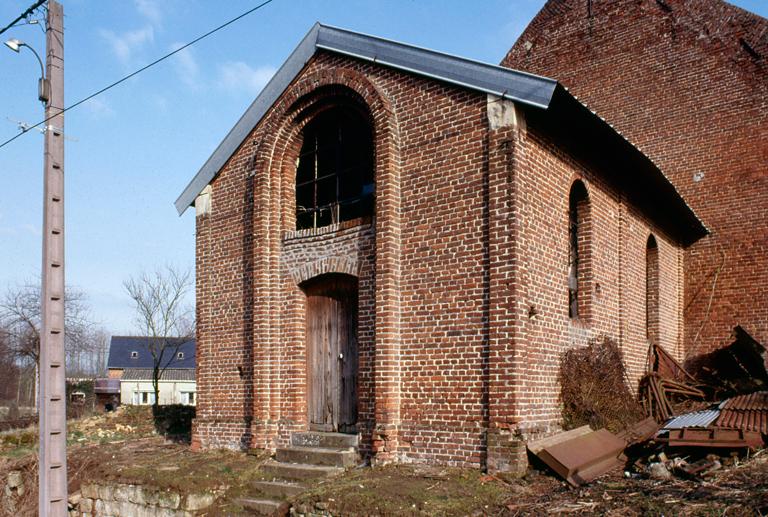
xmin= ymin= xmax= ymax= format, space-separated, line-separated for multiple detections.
xmin=302 ymin=273 xmax=358 ymax=433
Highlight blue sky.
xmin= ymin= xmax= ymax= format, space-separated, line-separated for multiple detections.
xmin=0 ymin=0 xmax=766 ymax=335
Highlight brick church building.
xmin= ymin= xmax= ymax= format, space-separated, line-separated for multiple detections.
xmin=175 ymin=0 xmax=763 ymax=473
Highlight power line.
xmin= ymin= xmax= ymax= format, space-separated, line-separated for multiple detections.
xmin=0 ymin=0 xmax=45 ymax=37
xmin=0 ymin=0 xmax=276 ymax=151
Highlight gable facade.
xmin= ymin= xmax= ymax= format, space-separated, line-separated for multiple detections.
xmin=188 ymin=26 xmax=705 ymax=472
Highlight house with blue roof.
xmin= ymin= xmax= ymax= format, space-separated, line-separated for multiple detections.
xmin=106 ymin=336 xmax=196 ymax=406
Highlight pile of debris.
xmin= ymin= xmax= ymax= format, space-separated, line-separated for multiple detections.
xmin=532 ymin=327 xmax=768 ymax=487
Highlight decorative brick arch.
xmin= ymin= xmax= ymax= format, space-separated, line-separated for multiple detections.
xmin=291 ymin=256 xmax=360 ymax=286
xmin=247 ymin=64 xmax=404 ymax=462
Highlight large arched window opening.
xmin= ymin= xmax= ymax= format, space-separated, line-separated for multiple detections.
xmin=568 ymin=180 xmax=591 ymax=320
xmin=295 ymin=106 xmax=374 ymax=230
xmin=646 ymin=235 xmax=659 ymax=343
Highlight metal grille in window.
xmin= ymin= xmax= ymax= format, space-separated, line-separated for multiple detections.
xmin=295 ymin=108 xmax=374 ymax=230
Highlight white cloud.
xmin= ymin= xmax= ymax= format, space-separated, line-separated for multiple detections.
xmin=170 ymin=43 xmax=200 ymax=89
xmin=134 ymin=0 xmax=162 ymax=26
xmin=217 ymin=61 xmax=276 ymax=97
xmin=84 ymin=97 xmax=115 ymax=118
xmin=99 ymin=25 xmax=154 ymax=64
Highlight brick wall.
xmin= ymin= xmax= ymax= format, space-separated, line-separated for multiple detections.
xmin=193 ymin=49 xmax=690 ymax=470
xmin=502 ymin=0 xmax=768 ymax=358
xmin=498 ymin=106 xmax=685 ymax=442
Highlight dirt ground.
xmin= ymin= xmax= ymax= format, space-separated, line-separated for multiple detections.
xmin=294 ymin=452 xmax=768 ymax=516
xmin=1 ymin=409 xmax=767 ymax=516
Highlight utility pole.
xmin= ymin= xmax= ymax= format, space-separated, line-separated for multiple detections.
xmin=38 ymin=1 xmax=67 ymax=515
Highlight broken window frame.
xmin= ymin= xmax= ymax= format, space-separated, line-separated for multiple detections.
xmin=295 ymin=107 xmax=374 ymax=230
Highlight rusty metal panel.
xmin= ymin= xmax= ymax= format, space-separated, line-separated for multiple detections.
xmin=527 ymin=425 xmax=592 ymax=454
xmin=666 ymin=428 xmax=763 ymax=448
xmin=618 ymin=417 xmax=659 ymax=446
xmin=534 ymin=429 xmax=625 ymax=486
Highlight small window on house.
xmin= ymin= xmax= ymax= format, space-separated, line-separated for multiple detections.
xmin=295 ymin=107 xmax=374 ymax=230
xmin=130 ymin=351 xmax=138 ymax=359
xmin=177 ymin=352 xmax=184 ymax=360
xmin=568 ymin=180 xmax=591 ymax=319
xmin=646 ymin=235 xmax=659 ymax=343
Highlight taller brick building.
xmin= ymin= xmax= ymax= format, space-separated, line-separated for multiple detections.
xmin=503 ymin=0 xmax=768 ymax=358
xmin=176 ymin=23 xmax=708 ymax=472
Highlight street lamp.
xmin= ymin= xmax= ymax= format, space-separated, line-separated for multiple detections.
xmin=4 ymin=37 xmax=49 ymax=103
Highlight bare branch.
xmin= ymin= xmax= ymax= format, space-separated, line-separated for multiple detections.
xmin=123 ymin=265 xmax=193 ymax=407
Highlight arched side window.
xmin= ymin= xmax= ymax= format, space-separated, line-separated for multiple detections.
xmin=568 ymin=180 xmax=591 ymax=320
xmin=646 ymin=235 xmax=659 ymax=343
xmin=295 ymin=107 xmax=374 ymax=230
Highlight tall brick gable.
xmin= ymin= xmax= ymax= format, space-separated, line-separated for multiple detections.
xmin=503 ymin=0 xmax=768 ymax=357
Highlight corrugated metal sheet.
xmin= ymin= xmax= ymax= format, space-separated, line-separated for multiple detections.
xmin=121 ymin=368 xmax=196 ymax=382
xmin=662 ymin=409 xmax=720 ymax=430
xmin=714 ymin=391 xmax=768 ymax=434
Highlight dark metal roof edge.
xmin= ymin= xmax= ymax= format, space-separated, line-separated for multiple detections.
xmin=316 ymin=23 xmax=557 ymax=108
xmin=554 ymin=85 xmax=709 ymax=243
xmin=175 ymin=23 xmax=558 ymax=214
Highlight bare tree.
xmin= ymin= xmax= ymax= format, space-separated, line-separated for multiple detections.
xmin=0 ymin=282 xmax=94 ymax=366
xmin=123 ymin=266 xmax=193 ymax=407
xmin=0 ymin=326 xmax=20 ymax=405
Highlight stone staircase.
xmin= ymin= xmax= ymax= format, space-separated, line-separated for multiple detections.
xmin=237 ymin=432 xmax=359 ymax=515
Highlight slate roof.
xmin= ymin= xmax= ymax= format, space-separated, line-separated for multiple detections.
xmin=121 ymin=368 xmax=196 ymax=382
xmin=107 ymin=336 xmax=196 ymax=370
xmin=174 ymin=23 xmax=708 ymax=244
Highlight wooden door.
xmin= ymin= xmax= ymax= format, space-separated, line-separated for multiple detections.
xmin=304 ymin=274 xmax=358 ymax=433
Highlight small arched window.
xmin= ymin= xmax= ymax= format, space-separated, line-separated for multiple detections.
xmin=568 ymin=180 xmax=591 ymax=320
xmin=646 ymin=235 xmax=659 ymax=343
xmin=295 ymin=107 xmax=374 ymax=230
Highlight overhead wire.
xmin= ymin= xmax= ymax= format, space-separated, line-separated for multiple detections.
xmin=0 ymin=0 xmax=46 ymax=37
xmin=0 ymin=0 xmax=276 ymax=151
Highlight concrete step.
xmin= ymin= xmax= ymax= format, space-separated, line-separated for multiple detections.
xmin=235 ymin=497 xmax=289 ymax=516
xmin=291 ymin=431 xmax=359 ymax=449
xmin=251 ymin=480 xmax=305 ymax=499
xmin=262 ymin=460 xmax=343 ymax=480
xmin=276 ymin=446 xmax=357 ymax=468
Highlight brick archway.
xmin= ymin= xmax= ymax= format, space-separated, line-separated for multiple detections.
xmin=247 ymin=65 xmax=403 ymax=461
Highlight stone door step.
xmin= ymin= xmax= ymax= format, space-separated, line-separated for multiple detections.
xmin=291 ymin=431 xmax=359 ymax=449
xmin=276 ymin=446 xmax=357 ymax=468
xmin=235 ymin=497 xmax=288 ymax=515
xmin=262 ymin=460 xmax=343 ymax=480
xmin=251 ymin=480 xmax=305 ymax=499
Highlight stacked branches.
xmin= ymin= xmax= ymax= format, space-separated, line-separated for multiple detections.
xmin=559 ymin=336 xmax=645 ymax=433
